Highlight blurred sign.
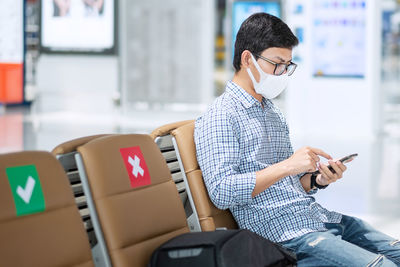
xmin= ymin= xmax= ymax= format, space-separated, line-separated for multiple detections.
xmin=231 ymin=1 xmax=281 ymax=60
xmin=0 ymin=0 xmax=24 ymax=104
xmin=312 ymin=0 xmax=367 ymax=78
xmin=40 ymin=0 xmax=115 ymax=53
xmin=120 ymin=0 xmax=215 ymax=105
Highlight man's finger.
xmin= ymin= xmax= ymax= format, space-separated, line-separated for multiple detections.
xmin=311 ymin=160 xmax=318 ymax=172
xmin=309 ymin=153 xmax=320 ymax=163
xmin=318 ymin=167 xmax=331 ymax=183
xmin=336 ymin=161 xmax=347 ymax=172
xmin=310 ymin=147 xmax=332 ymax=160
xmin=319 ymin=163 xmax=335 ymax=179
xmin=328 ymin=161 xmax=342 ymax=176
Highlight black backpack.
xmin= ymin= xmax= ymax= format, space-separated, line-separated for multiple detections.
xmin=149 ymin=229 xmax=296 ymax=267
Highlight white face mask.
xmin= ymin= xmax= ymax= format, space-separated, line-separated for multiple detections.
xmin=246 ymin=54 xmax=289 ymax=99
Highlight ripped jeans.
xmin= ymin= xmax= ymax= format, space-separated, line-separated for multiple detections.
xmin=280 ymin=215 xmax=400 ymax=266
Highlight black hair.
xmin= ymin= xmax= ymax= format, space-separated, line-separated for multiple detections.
xmin=233 ymin=13 xmax=299 ymax=72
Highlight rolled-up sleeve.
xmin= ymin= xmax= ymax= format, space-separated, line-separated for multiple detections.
xmin=194 ymin=107 xmax=256 ymax=210
xmin=294 ymin=173 xmax=318 ymax=195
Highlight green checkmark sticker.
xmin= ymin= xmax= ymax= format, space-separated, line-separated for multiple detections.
xmin=6 ymin=165 xmax=45 ymax=216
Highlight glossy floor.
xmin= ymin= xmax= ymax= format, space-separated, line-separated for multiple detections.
xmin=1 ymin=105 xmax=399 ymax=239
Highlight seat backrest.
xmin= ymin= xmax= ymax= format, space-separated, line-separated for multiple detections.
xmin=151 ymin=120 xmax=199 ymax=230
xmin=52 ymin=134 xmax=111 ymax=156
xmin=149 ymin=120 xmax=194 ymax=140
xmin=171 ymin=122 xmax=238 ymax=231
xmin=52 ymin=134 xmax=112 ymax=249
xmin=0 ymin=151 xmax=93 ymax=267
xmin=52 ymin=134 xmax=110 ymax=172
xmin=76 ymin=134 xmax=189 ymax=267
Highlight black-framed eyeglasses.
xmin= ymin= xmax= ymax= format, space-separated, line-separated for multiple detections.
xmin=255 ymin=54 xmax=297 ymax=76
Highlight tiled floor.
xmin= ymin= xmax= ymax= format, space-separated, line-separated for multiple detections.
xmin=1 ymin=105 xmax=399 ymax=239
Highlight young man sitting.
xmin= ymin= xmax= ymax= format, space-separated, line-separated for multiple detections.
xmin=194 ymin=13 xmax=400 ymax=266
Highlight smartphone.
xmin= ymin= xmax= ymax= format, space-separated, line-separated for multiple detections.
xmin=314 ymin=153 xmax=358 ymax=174
xmin=337 ymin=153 xmax=358 ymax=164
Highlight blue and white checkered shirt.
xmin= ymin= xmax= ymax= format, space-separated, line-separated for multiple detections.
xmin=194 ymin=81 xmax=342 ymax=242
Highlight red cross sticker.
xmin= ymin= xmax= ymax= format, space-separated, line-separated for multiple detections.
xmin=120 ymin=146 xmax=151 ymax=188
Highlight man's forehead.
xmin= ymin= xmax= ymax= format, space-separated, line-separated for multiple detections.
xmin=260 ymin=48 xmax=292 ymax=62
xmin=273 ymin=55 xmax=292 ymax=63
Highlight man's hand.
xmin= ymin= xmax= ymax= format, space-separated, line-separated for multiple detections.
xmin=316 ymin=160 xmax=347 ymax=186
xmin=284 ymin=146 xmax=332 ymax=175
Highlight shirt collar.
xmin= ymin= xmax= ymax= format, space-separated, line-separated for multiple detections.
xmin=226 ymin=81 xmax=272 ymax=109
xmin=226 ymin=81 xmax=260 ymax=109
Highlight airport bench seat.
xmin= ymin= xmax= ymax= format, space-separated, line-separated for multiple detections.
xmin=0 ymin=151 xmax=93 ymax=267
xmin=151 ymin=121 xmax=238 ymax=232
xmin=76 ymin=134 xmax=190 ymax=267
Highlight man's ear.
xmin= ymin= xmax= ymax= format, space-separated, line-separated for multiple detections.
xmin=241 ymin=50 xmax=252 ymax=69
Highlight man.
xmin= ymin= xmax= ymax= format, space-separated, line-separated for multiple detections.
xmin=194 ymin=13 xmax=400 ymax=266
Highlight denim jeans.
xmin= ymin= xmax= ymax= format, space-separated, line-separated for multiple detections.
xmin=280 ymin=215 xmax=400 ymax=266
